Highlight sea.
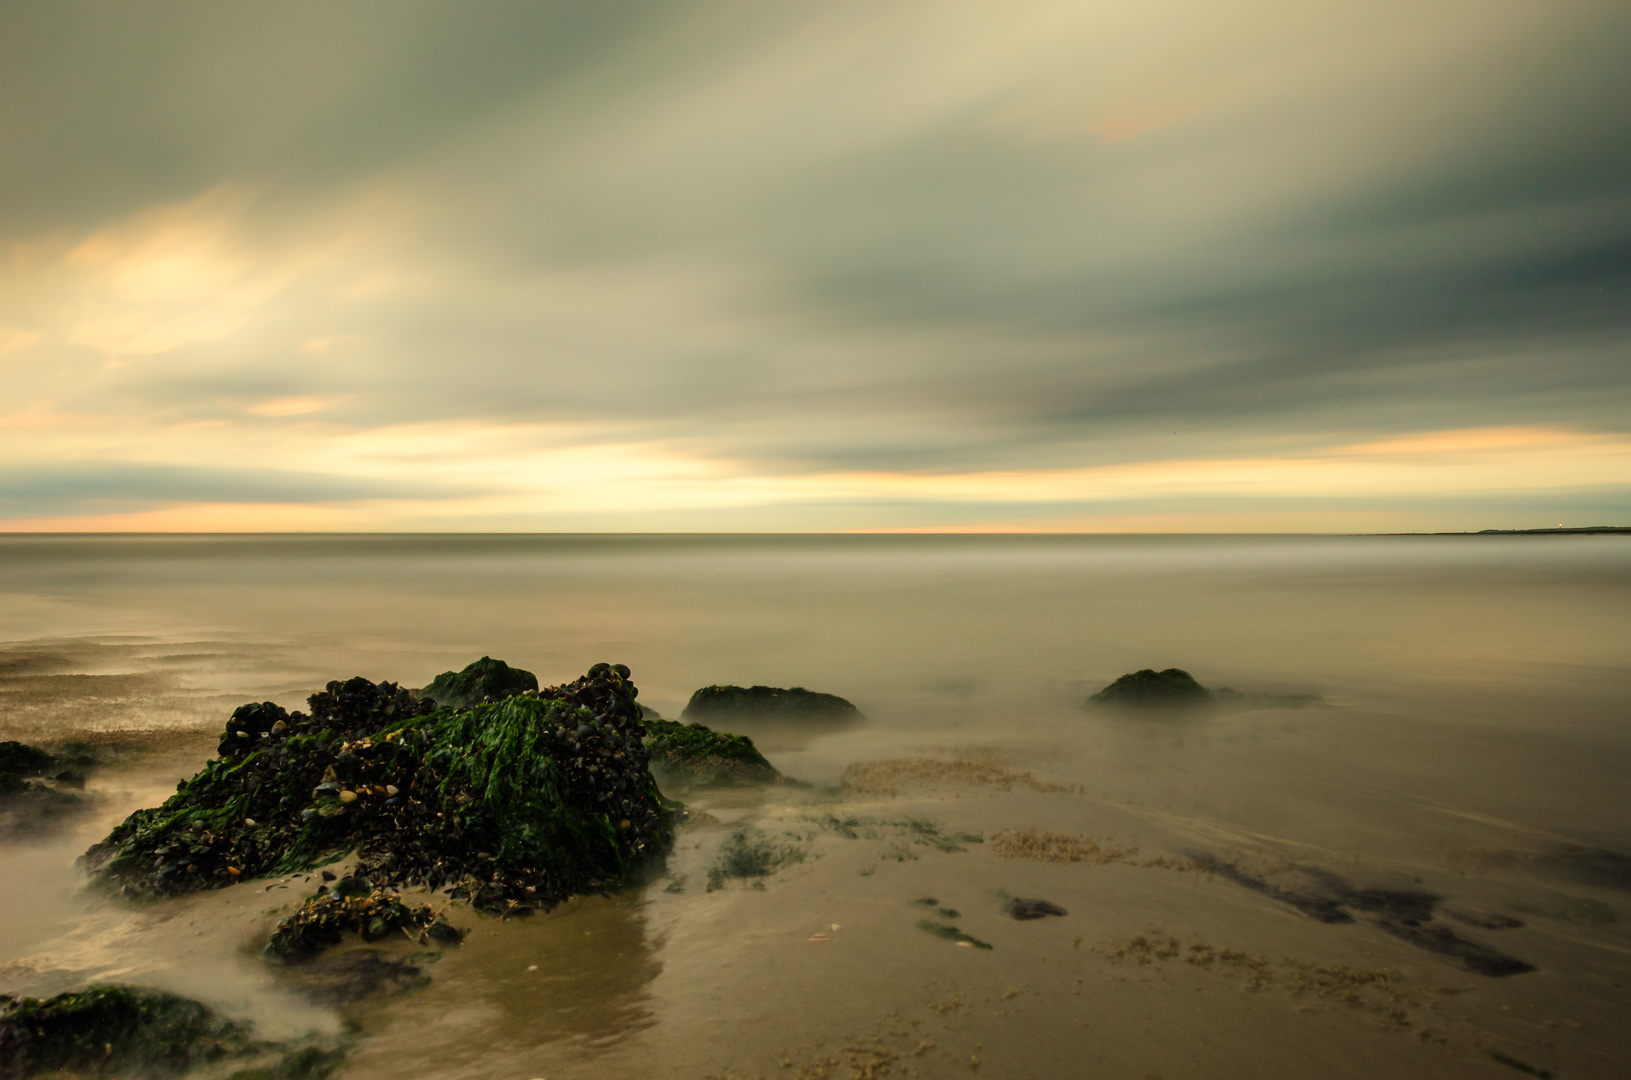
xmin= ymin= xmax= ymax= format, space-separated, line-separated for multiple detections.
xmin=0 ymin=533 xmax=1627 ymax=1079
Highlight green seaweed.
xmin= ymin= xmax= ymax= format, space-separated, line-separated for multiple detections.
xmin=916 ymin=920 xmax=993 ymax=949
xmin=913 ymin=898 xmax=963 ymax=918
xmin=704 ymin=827 xmax=806 ymax=891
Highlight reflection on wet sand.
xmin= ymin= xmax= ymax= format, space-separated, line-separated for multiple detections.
xmin=340 ymin=893 xmax=661 ymax=1079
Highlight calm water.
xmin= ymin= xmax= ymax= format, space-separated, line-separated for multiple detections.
xmin=1 ymin=534 xmax=1628 ymax=1078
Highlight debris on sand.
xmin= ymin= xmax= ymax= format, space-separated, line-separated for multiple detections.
xmin=265 ymin=883 xmax=464 ymax=958
xmin=991 ymin=828 xmax=1137 ymax=864
xmin=840 ymin=759 xmax=1072 ymax=796
xmin=644 ymin=718 xmax=781 ymax=788
xmin=1005 ymin=898 xmax=1067 ymax=920
xmin=421 ymin=656 xmax=539 ymax=709
xmin=82 ymin=662 xmax=673 ymax=913
xmin=917 ymin=920 xmax=993 ymax=949
xmin=0 ymin=984 xmax=341 ymax=1079
xmin=681 ymin=684 xmax=863 ymax=725
xmin=1088 ymin=668 xmax=1212 ymax=708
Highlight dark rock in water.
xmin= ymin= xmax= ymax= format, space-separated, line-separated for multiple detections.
xmin=421 ymin=657 xmax=539 ymax=709
xmin=0 ymin=984 xmax=253 ymax=1078
xmin=644 ymin=718 xmax=780 ymax=789
xmin=0 ymin=741 xmax=55 ymax=781
xmin=1089 ymin=669 xmax=1212 ymax=707
xmin=277 ymin=950 xmax=426 ymax=1004
xmin=1006 ymin=898 xmax=1068 ymax=920
xmin=1190 ymin=853 xmax=1536 ymax=976
xmin=82 ymin=664 xmax=673 ymax=914
xmin=681 ymin=684 xmax=862 ymax=725
xmin=0 ymin=741 xmax=89 ymax=833
xmin=267 ymin=889 xmax=462 ymax=958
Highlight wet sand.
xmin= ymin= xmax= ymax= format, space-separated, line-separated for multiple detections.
xmin=1 ymin=534 xmax=1628 ymax=1078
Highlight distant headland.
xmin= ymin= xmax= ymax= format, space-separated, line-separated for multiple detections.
xmin=1378 ymin=526 xmax=1631 ymax=536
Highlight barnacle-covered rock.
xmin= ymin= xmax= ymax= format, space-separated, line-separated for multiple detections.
xmin=82 ymin=663 xmax=672 ymax=914
xmin=645 ymin=718 xmax=780 ymax=789
xmin=266 ymin=886 xmax=463 ymax=958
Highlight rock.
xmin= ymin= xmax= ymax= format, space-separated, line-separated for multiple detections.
xmin=0 ymin=985 xmax=254 ymax=1078
xmin=1088 ymin=668 xmax=1212 ymax=707
xmin=0 ymin=741 xmax=57 ymax=795
xmin=1005 ymin=898 xmax=1068 ymax=920
xmin=420 ymin=657 xmax=539 ymax=709
xmin=82 ymin=665 xmax=673 ymax=914
xmin=0 ymin=741 xmax=89 ymax=833
xmin=644 ymin=719 xmax=781 ymax=789
xmin=681 ymin=684 xmax=863 ymax=725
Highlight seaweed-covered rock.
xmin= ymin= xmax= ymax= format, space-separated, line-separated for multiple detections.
xmin=645 ymin=718 xmax=780 ymax=789
xmin=681 ymin=684 xmax=862 ymax=725
xmin=0 ymin=985 xmax=253 ymax=1078
xmin=83 ymin=663 xmax=671 ymax=913
xmin=1088 ymin=668 xmax=1212 ymax=707
xmin=266 ymin=887 xmax=463 ymax=958
xmin=421 ymin=657 xmax=539 ymax=709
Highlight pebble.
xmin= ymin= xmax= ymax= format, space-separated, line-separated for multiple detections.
xmin=339 ymin=790 xmax=358 ymax=803
xmin=808 ymin=933 xmax=831 ymax=943
xmin=385 ymin=785 xmax=399 ymax=796
xmin=244 ymin=818 xmax=257 ymax=827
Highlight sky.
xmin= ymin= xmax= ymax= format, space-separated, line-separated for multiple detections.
xmin=1 ymin=0 xmax=1628 ymax=532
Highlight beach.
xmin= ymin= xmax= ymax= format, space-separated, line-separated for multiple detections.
xmin=2 ymin=534 xmax=1628 ymax=1079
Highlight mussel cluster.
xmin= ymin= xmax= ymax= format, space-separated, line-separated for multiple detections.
xmin=216 ymin=679 xmax=435 ymax=760
xmin=265 ymin=879 xmax=463 ymax=958
xmin=82 ymin=662 xmax=673 ymax=912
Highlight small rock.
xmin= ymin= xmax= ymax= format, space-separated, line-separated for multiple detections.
xmin=338 ymin=790 xmax=357 ymax=803
xmin=1005 ymin=898 xmax=1068 ymax=920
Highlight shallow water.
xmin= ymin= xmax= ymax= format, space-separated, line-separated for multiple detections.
xmin=1 ymin=534 xmax=1628 ymax=1078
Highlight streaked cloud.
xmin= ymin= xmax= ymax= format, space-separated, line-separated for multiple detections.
xmin=0 ymin=0 xmax=1626 ymax=530
xmin=246 ymin=395 xmax=353 ymax=418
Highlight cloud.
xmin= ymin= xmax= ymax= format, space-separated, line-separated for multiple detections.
xmin=0 ymin=0 xmax=1627 ymax=529
xmin=246 ymin=394 xmax=352 ymax=418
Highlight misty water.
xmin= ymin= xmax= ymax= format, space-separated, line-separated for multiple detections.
xmin=1 ymin=534 xmax=1628 ymax=1079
